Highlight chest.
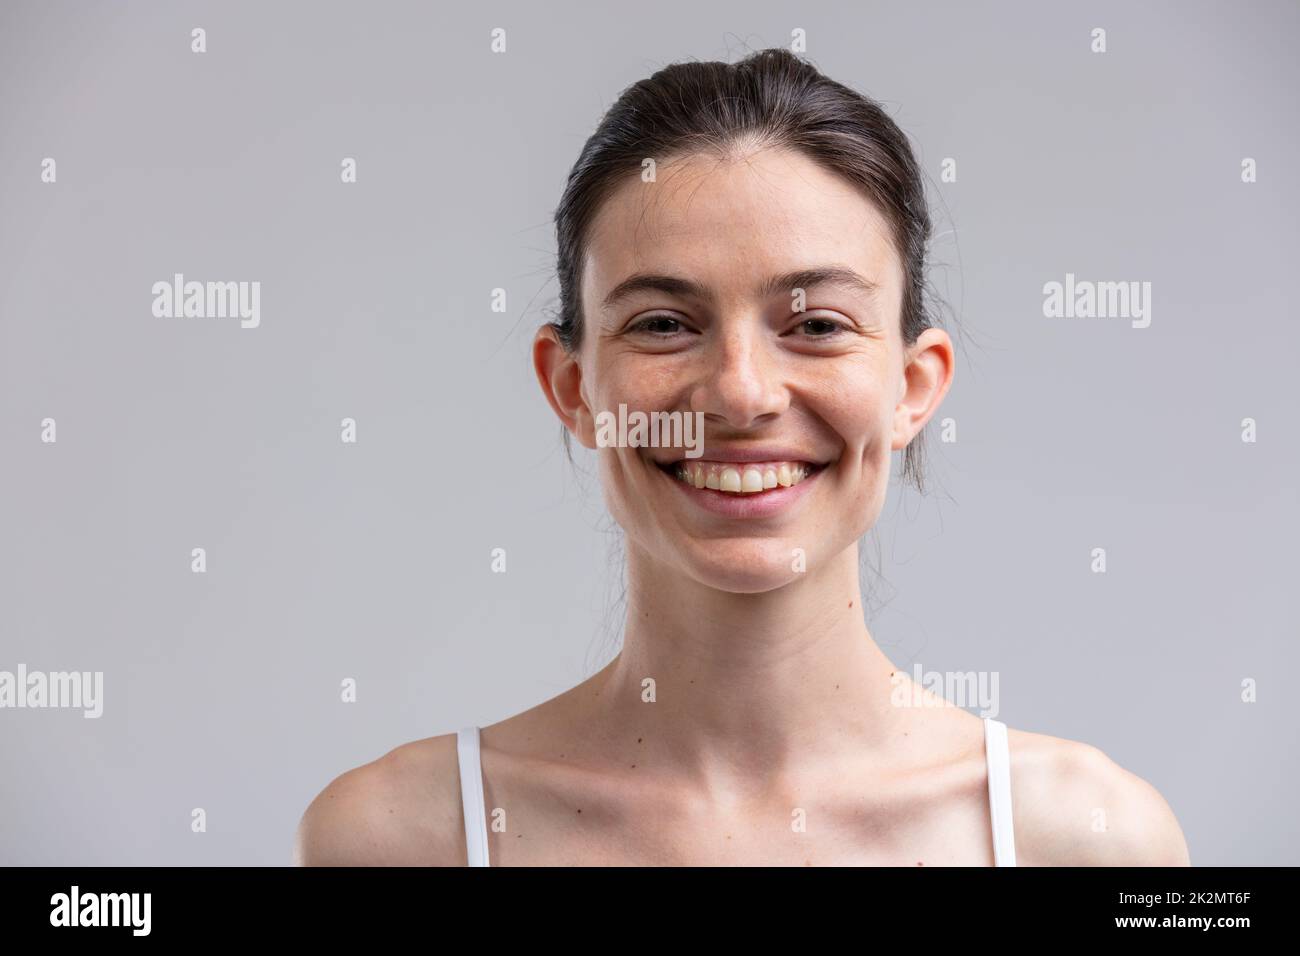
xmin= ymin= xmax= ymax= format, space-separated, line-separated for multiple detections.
xmin=474 ymin=772 xmax=996 ymax=866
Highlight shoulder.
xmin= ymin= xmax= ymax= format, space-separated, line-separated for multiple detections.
xmin=1004 ymin=726 xmax=1190 ymax=866
xmin=293 ymin=732 xmax=469 ymax=866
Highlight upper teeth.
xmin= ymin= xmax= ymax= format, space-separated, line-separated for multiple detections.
xmin=671 ymin=461 xmax=813 ymax=494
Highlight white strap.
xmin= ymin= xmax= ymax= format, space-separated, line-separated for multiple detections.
xmin=457 ymin=726 xmax=490 ymax=867
xmin=984 ymin=717 xmax=1017 ymax=866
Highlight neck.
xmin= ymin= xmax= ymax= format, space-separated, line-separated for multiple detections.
xmin=590 ymin=539 xmax=909 ymax=787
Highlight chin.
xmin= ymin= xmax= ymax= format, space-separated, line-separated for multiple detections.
xmin=672 ymin=537 xmax=812 ymax=594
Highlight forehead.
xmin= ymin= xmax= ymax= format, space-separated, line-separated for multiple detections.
xmin=581 ymin=146 xmax=903 ymax=310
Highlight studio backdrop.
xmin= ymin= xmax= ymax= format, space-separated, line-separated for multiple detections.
xmin=1 ymin=0 xmax=1296 ymax=865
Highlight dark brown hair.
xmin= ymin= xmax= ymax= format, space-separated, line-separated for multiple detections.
xmin=550 ymin=47 xmax=942 ymax=492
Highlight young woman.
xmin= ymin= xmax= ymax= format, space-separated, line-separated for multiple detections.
xmin=295 ymin=48 xmax=1189 ymax=867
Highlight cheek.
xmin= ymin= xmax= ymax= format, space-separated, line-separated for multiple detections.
xmin=583 ymin=350 xmax=684 ymax=522
xmin=812 ymin=363 xmax=897 ymax=542
xmin=811 ymin=358 xmax=896 ymax=452
xmin=813 ymin=358 xmax=898 ymax=534
xmin=594 ymin=447 xmax=642 ymax=550
xmin=591 ymin=352 xmax=682 ymax=414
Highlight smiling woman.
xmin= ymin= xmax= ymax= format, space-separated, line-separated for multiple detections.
xmin=294 ymin=47 xmax=1190 ymax=868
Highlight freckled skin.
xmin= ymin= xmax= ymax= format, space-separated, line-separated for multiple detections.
xmin=571 ymin=147 xmax=921 ymax=594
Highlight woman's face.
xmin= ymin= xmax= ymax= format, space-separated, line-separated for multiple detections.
xmin=538 ymin=145 xmax=952 ymax=593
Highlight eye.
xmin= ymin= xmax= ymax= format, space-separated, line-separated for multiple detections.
xmin=628 ymin=314 xmax=687 ymax=336
xmin=789 ymin=315 xmax=851 ymax=338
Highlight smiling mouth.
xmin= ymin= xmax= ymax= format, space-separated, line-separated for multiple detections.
xmin=655 ymin=459 xmax=826 ymax=495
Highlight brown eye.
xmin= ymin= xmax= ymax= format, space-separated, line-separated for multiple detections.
xmin=630 ymin=315 xmax=684 ymax=335
xmin=796 ymin=316 xmax=848 ymax=337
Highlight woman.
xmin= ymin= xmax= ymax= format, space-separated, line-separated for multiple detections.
xmin=295 ymin=48 xmax=1190 ymax=866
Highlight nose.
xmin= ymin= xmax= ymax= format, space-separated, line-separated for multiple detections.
xmin=688 ymin=321 xmax=789 ymax=429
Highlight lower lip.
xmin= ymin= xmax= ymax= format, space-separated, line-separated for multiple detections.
xmin=657 ymin=463 xmax=822 ymax=518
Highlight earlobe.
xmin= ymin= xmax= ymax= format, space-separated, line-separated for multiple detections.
xmin=890 ymin=403 xmax=914 ymax=453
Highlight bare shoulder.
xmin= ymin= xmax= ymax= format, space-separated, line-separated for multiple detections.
xmin=293 ymin=732 xmax=468 ymax=866
xmin=1005 ymin=726 xmax=1190 ymax=866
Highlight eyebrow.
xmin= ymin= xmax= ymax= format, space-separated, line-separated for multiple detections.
xmin=599 ymin=266 xmax=880 ymax=313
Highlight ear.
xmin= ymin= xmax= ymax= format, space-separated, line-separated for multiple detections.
xmin=891 ymin=328 xmax=954 ymax=451
xmin=533 ymin=324 xmax=598 ymax=449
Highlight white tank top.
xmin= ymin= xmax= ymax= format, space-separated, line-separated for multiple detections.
xmin=457 ymin=716 xmax=1018 ymax=866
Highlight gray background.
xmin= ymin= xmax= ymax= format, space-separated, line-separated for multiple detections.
xmin=1 ymin=0 xmax=1296 ymax=865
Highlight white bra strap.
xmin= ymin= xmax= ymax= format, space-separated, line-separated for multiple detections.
xmin=984 ymin=717 xmax=1017 ymax=867
xmin=457 ymin=726 xmax=490 ymax=867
